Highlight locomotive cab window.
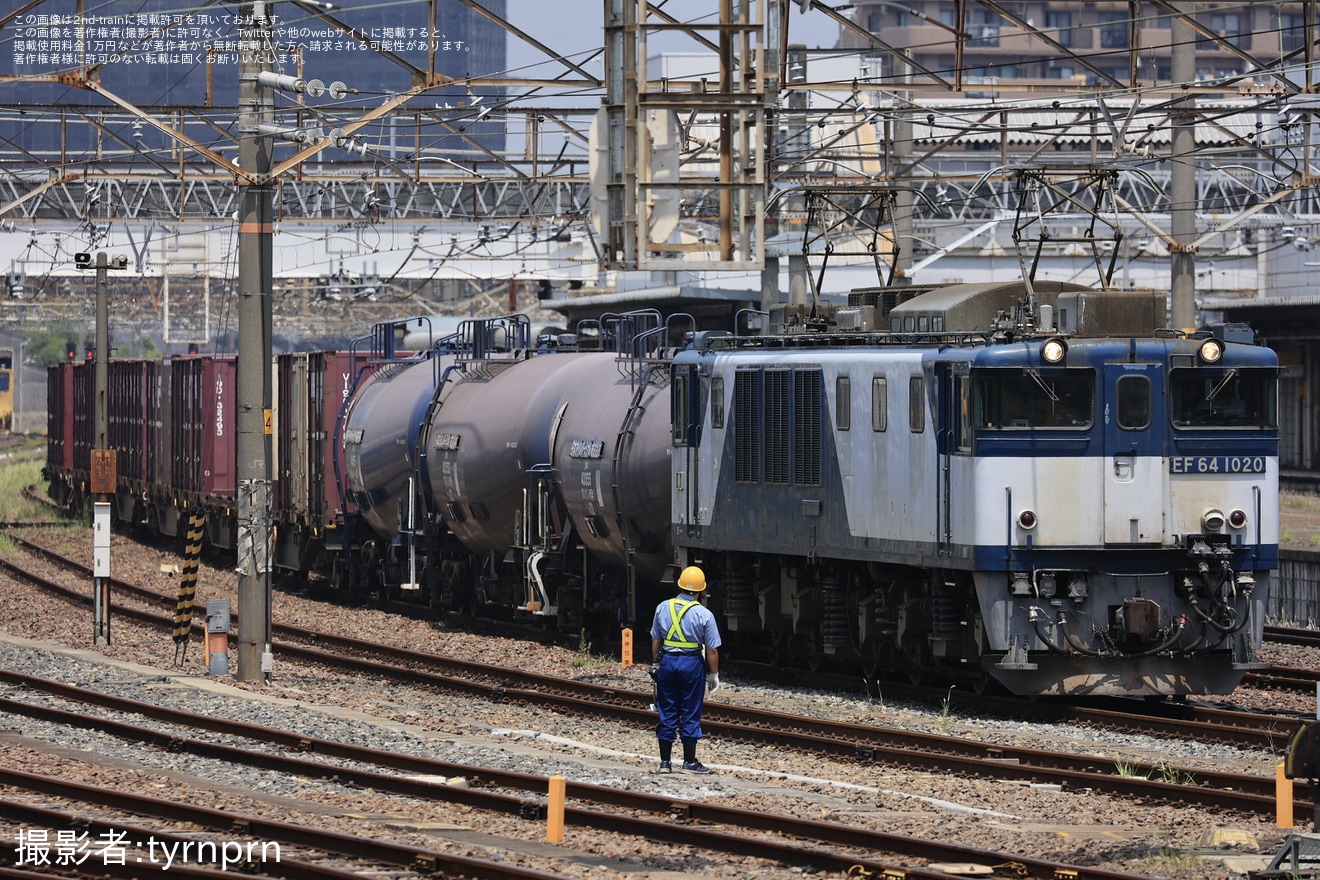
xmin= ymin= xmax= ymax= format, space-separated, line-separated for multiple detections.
xmin=973 ymin=369 xmax=1093 ymax=429
xmin=1115 ymin=375 xmax=1151 ymax=430
xmin=956 ymin=375 xmax=972 ymax=452
xmin=1171 ymin=368 xmax=1277 ymax=429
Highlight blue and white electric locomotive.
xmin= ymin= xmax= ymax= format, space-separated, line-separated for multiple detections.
xmin=670 ymin=281 xmax=1277 ymax=696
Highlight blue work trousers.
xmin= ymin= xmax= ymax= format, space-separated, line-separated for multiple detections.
xmin=655 ymin=651 xmax=706 ymax=743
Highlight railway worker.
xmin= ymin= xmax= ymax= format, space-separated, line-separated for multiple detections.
xmin=650 ymin=565 xmax=722 ymax=774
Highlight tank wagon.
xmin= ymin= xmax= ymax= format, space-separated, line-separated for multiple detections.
xmin=338 ymin=314 xmax=674 ymax=635
xmin=45 ymin=282 xmax=1279 ymax=697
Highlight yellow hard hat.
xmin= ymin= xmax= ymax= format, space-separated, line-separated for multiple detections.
xmin=677 ymin=565 xmax=706 ymax=592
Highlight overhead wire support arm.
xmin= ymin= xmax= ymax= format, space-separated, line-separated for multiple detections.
xmin=71 ymin=78 xmax=248 ymax=180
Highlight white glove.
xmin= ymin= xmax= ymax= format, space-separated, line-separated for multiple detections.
xmin=706 ymin=672 xmax=721 ymax=693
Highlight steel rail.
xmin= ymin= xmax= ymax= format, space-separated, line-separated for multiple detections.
xmin=0 ymin=672 xmax=1155 ymax=880
xmin=0 ymin=796 xmax=381 ymax=880
xmin=2 ymin=539 xmax=1306 ymax=817
xmin=0 ymin=767 xmax=572 ymax=880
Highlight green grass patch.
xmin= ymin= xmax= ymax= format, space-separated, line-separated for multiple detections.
xmin=0 ymin=445 xmax=48 ymax=522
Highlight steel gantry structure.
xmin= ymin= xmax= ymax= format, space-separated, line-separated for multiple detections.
xmin=2 ymin=2 xmax=1320 ymax=280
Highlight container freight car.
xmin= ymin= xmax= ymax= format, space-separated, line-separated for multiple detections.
xmin=46 ymin=355 xmax=237 ymax=549
xmin=47 ymin=352 xmax=363 ymax=573
xmin=273 ymin=350 xmax=373 ymax=576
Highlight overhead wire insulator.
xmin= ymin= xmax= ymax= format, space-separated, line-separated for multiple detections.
xmin=256 ymin=71 xmax=309 ymax=93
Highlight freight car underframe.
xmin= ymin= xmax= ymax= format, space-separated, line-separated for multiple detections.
xmin=683 ymin=534 xmax=1268 ymax=697
xmin=330 ymin=509 xmax=639 ymax=640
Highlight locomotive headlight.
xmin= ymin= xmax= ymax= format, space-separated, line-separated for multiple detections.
xmin=1228 ymin=509 xmax=1247 ymax=529
xmin=1018 ymin=510 xmax=1037 ymax=529
xmin=1202 ymin=508 xmax=1226 ymax=532
xmin=1041 ymin=337 xmax=1067 ymax=364
xmin=1198 ymin=338 xmax=1225 ymax=363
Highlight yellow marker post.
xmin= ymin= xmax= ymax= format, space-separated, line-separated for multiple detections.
xmin=546 ymin=774 xmax=566 ymax=842
xmin=620 ymin=628 xmax=633 ymax=669
xmin=1277 ymin=762 xmax=1294 ymax=828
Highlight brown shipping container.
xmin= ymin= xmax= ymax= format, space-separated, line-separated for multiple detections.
xmin=169 ymin=355 xmax=237 ymax=503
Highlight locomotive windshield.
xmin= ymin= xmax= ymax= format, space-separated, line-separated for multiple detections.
xmin=972 ymin=369 xmax=1093 ymax=429
xmin=1170 ymin=368 xmax=1277 ymax=429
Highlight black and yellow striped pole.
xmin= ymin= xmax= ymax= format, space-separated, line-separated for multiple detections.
xmin=172 ymin=509 xmax=206 ymax=665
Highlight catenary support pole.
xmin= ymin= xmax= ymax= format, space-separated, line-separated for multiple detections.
xmin=236 ymin=1 xmax=275 ymax=683
xmin=1170 ymin=4 xmax=1197 ymax=331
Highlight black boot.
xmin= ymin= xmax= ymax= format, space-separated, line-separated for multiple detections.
xmin=680 ymin=741 xmax=711 ymax=774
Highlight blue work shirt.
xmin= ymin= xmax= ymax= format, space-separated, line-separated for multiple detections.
xmin=650 ymin=594 xmax=722 ymax=653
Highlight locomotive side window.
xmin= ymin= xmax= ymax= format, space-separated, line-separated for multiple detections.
xmin=711 ymin=377 xmax=725 ymax=430
xmin=672 ymin=372 xmax=688 ymax=446
xmin=836 ymin=375 xmax=851 ymax=431
xmin=972 ymin=369 xmax=1093 ymax=429
xmin=872 ymin=376 xmax=888 ymax=432
xmin=1171 ymin=368 xmax=1278 ymax=429
xmin=909 ymin=376 xmax=925 ymax=433
xmin=1115 ymin=375 xmax=1151 ymax=430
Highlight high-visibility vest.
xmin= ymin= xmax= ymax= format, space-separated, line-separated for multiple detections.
xmin=663 ymin=598 xmax=701 ymax=650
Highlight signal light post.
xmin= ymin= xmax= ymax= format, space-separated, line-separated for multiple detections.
xmin=75 ymin=250 xmax=127 ymax=646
